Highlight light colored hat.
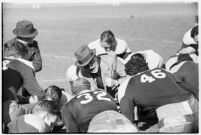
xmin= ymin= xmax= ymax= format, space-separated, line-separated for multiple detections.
xmin=88 ymin=110 xmax=138 ymax=133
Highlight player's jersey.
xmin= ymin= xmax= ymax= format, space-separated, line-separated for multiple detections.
xmin=61 ymin=90 xmax=118 ymax=133
xmin=173 ymin=61 xmax=198 ymax=99
xmin=3 ymin=58 xmax=44 ymax=103
xmin=118 ymin=68 xmax=192 ymax=123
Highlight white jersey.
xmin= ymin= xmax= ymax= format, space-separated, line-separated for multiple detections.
xmin=165 ymin=54 xmax=198 ymax=73
xmin=88 ymin=38 xmax=131 ymax=56
xmin=183 ymin=28 xmax=196 ymax=46
xmin=66 ymin=64 xmax=79 ymax=82
xmin=123 ymin=50 xmax=163 ymax=70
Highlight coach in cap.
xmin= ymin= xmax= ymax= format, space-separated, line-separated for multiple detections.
xmin=69 ymin=45 xmax=127 ymax=98
xmin=3 ymin=20 xmax=42 ymax=72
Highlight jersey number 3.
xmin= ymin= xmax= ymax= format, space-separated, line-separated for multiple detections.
xmin=77 ymin=91 xmax=111 ymax=104
xmin=140 ymin=69 xmax=166 ymax=83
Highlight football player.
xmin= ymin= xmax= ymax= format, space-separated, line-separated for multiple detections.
xmin=3 ymin=41 xmax=45 ymax=128
xmin=122 ymin=50 xmax=164 ymax=70
xmin=166 ymin=54 xmax=199 ymax=100
xmin=118 ymin=53 xmax=198 ymax=133
xmin=7 ymin=100 xmax=60 ymax=133
xmin=179 ymin=24 xmax=198 ymax=55
xmin=165 ymin=53 xmax=197 ymax=73
xmin=61 ymin=78 xmax=118 ymax=133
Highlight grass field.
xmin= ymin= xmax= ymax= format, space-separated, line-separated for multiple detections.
xmin=2 ymin=2 xmax=198 ymax=94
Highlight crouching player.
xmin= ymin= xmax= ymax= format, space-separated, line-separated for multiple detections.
xmin=7 ymin=100 xmax=60 ymax=133
xmin=61 ymin=78 xmax=118 ymax=133
xmin=118 ymin=53 xmax=198 ymax=133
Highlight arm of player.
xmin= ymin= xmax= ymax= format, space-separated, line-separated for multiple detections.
xmin=115 ymin=58 xmax=127 ymax=84
xmin=173 ymin=65 xmax=198 ymax=100
xmin=19 ymin=62 xmax=45 ymax=101
xmin=61 ymin=103 xmax=79 ymax=133
xmin=120 ymin=96 xmax=135 ymax=124
xmin=30 ymin=42 xmax=42 ymax=72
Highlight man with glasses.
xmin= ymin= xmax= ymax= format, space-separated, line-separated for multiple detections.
xmin=88 ymin=30 xmax=131 ymax=59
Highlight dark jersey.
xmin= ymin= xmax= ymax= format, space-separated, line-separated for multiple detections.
xmin=3 ymin=59 xmax=45 ymax=103
xmin=119 ymin=68 xmax=192 ymax=123
xmin=173 ymin=61 xmax=198 ymax=99
xmin=61 ymin=90 xmax=118 ymax=133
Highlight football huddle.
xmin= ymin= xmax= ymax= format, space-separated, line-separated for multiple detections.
xmin=2 ymin=14 xmax=198 ymax=133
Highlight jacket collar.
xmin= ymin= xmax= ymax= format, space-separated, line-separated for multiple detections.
xmin=4 ymin=56 xmax=34 ymax=70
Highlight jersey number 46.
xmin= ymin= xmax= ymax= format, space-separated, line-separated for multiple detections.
xmin=140 ymin=69 xmax=166 ymax=83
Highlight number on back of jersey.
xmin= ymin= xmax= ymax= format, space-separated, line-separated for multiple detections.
xmin=77 ymin=91 xmax=111 ymax=104
xmin=2 ymin=60 xmax=10 ymax=70
xmin=140 ymin=69 xmax=166 ymax=83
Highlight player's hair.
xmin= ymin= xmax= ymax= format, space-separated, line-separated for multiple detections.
xmin=169 ymin=54 xmax=193 ymax=70
xmin=32 ymin=100 xmax=60 ymax=116
xmin=191 ymin=25 xmax=198 ymax=38
xmin=72 ymin=78 xmax=91 ymax=95
xmin=100 ymin=30 xmax=115 ymax=45
xmin=125 ymin=53 xmax=149 ymax=76
xmin=4 ymin=41 xmax=28 ymax=59
xmin=44 ymin=85 xmax=62 ymax=102
xmin=194 ymin=15 xmax=198 ymax=24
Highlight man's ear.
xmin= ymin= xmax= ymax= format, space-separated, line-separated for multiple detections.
xmin=42 ymin=112 xmax=49 ymax=120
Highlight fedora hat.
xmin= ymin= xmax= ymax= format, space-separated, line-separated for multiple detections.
xmin=13 ymin=20 xmax=38 ymax=38
xmin=74 ymin=45 xmax=96 ymax=67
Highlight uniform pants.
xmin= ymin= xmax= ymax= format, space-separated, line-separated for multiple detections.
xmin=156 ymin=96 xmax=198 ymax=133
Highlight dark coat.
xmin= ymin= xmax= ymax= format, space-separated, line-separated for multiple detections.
xmin=3 ymin=38 xmax=42 ymax=72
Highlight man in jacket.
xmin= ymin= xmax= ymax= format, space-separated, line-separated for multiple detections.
xmin=67 ymin=45 xmax=127 ymax=98
xmin=3 ymin=20 xmax=42 ymax=72
xmin=3 ymin=20 xmax=43 ymax=98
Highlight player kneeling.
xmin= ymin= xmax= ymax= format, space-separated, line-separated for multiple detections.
xmin=118 ymin=53 xmax=198 ymax=133
xmin=7 ymin=100 xmax=60 ymax=133
xmin=61 ymin=78 xmax=118 ymax=133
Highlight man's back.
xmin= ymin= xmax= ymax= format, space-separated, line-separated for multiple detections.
xmin=3 ymin=58 xmax=44 ymax=103
xmin=173 ymin=61 xmax=198 ymax=99
xmin=61 ymin=90 xmax=118 ymax=132
xmin=125 ymin=68 xmax=190 ymax=105
xmin=119 ymin=68 xmax=191 ymax=122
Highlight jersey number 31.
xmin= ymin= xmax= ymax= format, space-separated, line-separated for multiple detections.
xmin=140 ymin=69 xmax=166 ymax=83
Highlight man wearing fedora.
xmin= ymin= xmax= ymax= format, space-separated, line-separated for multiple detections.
xmin=3 ymin=20 xmax=42 ymax=72
xmin=3 ymin=20 xmax=43 ymax=98
xmin=68 ymin=45 xmax=127 ymax=98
